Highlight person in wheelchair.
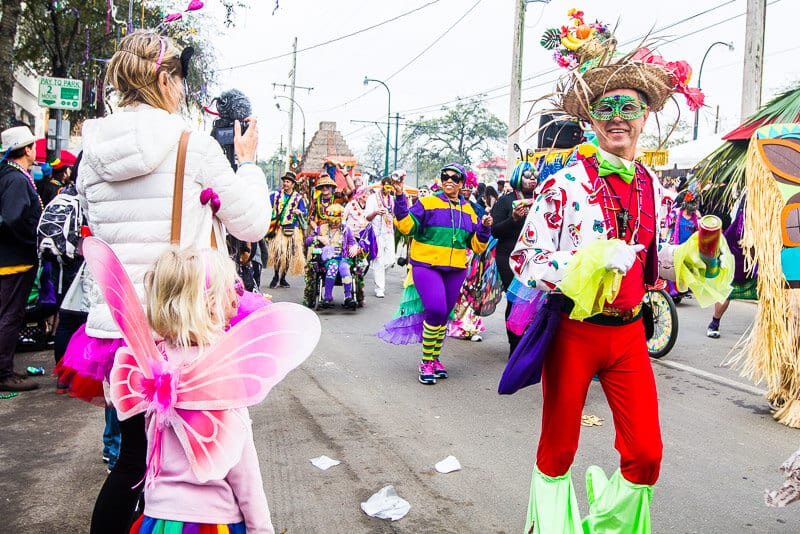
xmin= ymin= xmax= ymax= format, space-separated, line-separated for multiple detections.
xmin=305 ymin=204 xmax=360 ymax=310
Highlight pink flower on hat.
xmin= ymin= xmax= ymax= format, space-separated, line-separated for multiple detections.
xmin=666 ymin=60 xmax=692 ymax=86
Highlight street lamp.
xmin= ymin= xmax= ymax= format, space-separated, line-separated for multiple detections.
xmin=275 ymin=95 xmax=307 ymax=158
xmin=693 ymin=41 xmax=734 ymax=140
xmin=364 ymin=76 xmax=391 ymax=177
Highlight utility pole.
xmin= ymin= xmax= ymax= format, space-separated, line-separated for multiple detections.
xmin=286 ymin=37 xmax=297 ymax=172
xmin=394 ymin=113 xmax=401 ymax=171
xmin=506 ymin=0 xmax=526 ymax=175
xmin=740 ymin=0 xmax=766 ymax=121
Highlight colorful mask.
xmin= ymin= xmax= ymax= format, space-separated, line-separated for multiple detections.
xmin=588 ymin=95 xmax=648 ymax=121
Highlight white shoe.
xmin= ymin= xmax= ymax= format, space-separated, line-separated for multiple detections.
xmin=470 ymin=334 xmax=483 ymax=342
xmin=375 ymin=290 xmax=385 ymax=298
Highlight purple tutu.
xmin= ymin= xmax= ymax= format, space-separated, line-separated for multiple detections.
xmin=61 ymin=324 xmax=125 ymax=381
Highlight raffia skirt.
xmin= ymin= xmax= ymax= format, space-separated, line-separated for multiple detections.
xmin=267 ymin=228 xmax=306 ymax=276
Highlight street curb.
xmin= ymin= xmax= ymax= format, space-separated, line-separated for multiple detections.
xmin=652 ymin=358 xmax=767 ymax=397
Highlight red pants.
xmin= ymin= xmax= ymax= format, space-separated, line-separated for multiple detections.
xmin=536 ymin=315 xmax=663 ymax=486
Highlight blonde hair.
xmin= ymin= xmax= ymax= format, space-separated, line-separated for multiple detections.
xmin=145 ymin=246 xmax=238 ymax=349
xmin=106 ymin=30 xmax=182 ymax=111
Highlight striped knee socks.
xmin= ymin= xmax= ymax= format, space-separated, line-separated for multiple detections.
xmin=422 ymin=321 xmax=447 ymax=361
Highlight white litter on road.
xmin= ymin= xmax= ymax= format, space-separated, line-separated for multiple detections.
xmin=310 ymin=455 xmax=341 ymax=470
xmin=360 ymin=485 xmax=411 ymax=521
xmin=435 ymin=455 xmax=462 ymax=474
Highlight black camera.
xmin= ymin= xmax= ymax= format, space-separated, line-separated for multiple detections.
xmin=396 ymin=256 xmax=408 ymax=267
xmin=210 ymin=89 xmax=252 ymax=170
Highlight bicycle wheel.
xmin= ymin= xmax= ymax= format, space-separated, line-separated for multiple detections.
xmin=646 ymin=289 xmax=678 ymax=358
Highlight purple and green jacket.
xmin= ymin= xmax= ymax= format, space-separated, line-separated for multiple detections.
xmin=395 ymin=192 xmax=490 ymax=270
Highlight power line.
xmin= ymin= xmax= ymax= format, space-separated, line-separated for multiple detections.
xmin=218 ymin=1 xmax=441 ymax=71
xmin=384 ymin=0 xmax=483 ymax=83
xmin=314 ymin=0 xmax=483 ymax=114
xmin=347 ymin=0 xmax=782 ymax=142
xmin=395 ymin=0 xmax=743 ymax=117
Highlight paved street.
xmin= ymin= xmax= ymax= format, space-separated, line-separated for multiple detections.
xmin=1 ymin=266 xmax=798 ymax=533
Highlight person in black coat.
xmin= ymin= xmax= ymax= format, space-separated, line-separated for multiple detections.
xmin=0 ymin=126 xmax=43 ymax=391
xmin=490 ymin=167 xmax=536 ymax=356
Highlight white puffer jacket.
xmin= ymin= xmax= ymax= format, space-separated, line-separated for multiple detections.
xmin=77 ymin=104 xmax=270 ymax=338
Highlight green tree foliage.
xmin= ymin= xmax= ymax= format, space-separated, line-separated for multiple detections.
xmin=399 ymin=97 xmax=507 ymax=184
xmin=639 ymin=119 xmax=691 ymax=150
xmin=357 ymin=132 xmax=388 ymax=182
xmin=4 ymin=1 xmax=247 ymax=131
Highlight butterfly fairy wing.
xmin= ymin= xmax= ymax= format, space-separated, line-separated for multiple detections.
xmin=109 ymin=347 xmax=150 ymax=420
xmin=175 ymin=301 xmax=321 ymax=411
xmin=81 ymin=237 xmax=162 ymax=366
xmin=170 ymin=408 xmax=250 ymax=483
xmin=82 ymin=238 xmax=164 ymax=418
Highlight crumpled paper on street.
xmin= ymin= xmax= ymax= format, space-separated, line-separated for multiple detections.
xmin=581 ymin=414 xmax=604 ymax=427
xmin=435 ymin=455 xmax=462 ymax=474
xmin=310 ymin=455 xmax=340 ymax=471
xmin=360 ymin=485 xmax=411 ymax=521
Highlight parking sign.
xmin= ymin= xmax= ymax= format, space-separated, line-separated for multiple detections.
xmin=38 ymin=77 xmax=83 ymax=111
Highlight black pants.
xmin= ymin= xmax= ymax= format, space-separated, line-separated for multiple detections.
xmin=0 ymin=268 xmax=37 ymax=377
xmin=90 ymin=412 xmax=146 ymax=534
xmin=53 ymin=310 xmax=87 ymax=366
xmin=496 ymin=254 xmax=522 ymax=356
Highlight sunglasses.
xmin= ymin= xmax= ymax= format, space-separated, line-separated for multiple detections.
xmin=588 ymin=95 xmax=648 ymax=121
xmin=440 ymin=172 xmax=464 ymax=183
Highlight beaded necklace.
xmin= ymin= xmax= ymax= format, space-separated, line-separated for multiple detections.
xmin=441 ymin=192 xmax=463 ymax=245
xmin=589 ymin=156 xmax=643 ymax=244
xmin=315 ymin=194 xmax=333 ymax=221
xmin=378 ymin=191 xmax=394 ymax=227
xmin=5 ymin=160 xmax=43 ymax=209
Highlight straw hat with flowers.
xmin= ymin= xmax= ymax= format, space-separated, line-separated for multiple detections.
xmin=541 ymin=9 xmax=704 ymax=122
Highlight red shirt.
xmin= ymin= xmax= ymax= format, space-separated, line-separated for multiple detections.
xmin=588 ymin=162 xmax=656 ymax=310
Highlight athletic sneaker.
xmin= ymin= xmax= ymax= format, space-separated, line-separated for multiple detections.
xmin=707 ymin=326 xmax=720 ymax=339
xmin=470 ymin=334 xmax=483 ymax=342
xmin=375 ymin=290 xmax=385 ymax=298
xmin=418 ymin=361 xmax=436 ymax=385
xmin=432 ymin=360 xmax=448 ymax=379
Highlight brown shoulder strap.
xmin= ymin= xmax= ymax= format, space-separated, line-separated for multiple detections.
xmin=170 ymin=131 xmax=191 ymax=245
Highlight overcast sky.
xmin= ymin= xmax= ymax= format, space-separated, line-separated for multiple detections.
xmin=206 ymin=0 xmax=797 ymax=162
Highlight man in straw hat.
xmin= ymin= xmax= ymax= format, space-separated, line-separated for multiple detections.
xmin=266 ymin=170 xmax=307 ymax=289
xmin=0 ymin=125 xmax=43 ymax=392
xmin=303 ymin=173 xmax=338 ymax=307
xmin=505 ymin=10 xmax=732 ymax=533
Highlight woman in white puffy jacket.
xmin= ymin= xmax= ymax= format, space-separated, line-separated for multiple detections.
xmin=57 ymin=31 xmax=270 ymax=534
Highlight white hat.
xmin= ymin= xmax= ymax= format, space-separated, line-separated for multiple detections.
xmin=1 ymin=126 xmax=36 ymax=152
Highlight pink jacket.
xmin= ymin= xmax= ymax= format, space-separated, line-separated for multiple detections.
xmin=143 ymin=344 xmax=274 ymax=533
xmin=144 ymin=408 xmax=274 ymax=533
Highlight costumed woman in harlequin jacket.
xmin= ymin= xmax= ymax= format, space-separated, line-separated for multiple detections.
xmin=377 ymin=163 xmax=492 ymax=384
xmin=305 ymin=204 xmax=359 ymax=309
xmin=500 ymin=10 xmax=734 ymax=533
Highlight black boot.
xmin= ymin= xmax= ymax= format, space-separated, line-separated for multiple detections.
xmin=269 ymin=274 xmax=279 ymax=289
xmin=279 ymin=275 xmax=290 ymax=288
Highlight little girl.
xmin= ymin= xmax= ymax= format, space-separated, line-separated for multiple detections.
xmin=82 ymin=240 xmax=319 ymax=534
xmin=132 ymin=246 xmax=273 ymax=533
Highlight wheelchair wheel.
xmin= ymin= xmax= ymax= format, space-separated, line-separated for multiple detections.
xmin=312 ymin=273 xmax=322 ymax=311
xmin=645 ymin=289 xmax=679 ymax=359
